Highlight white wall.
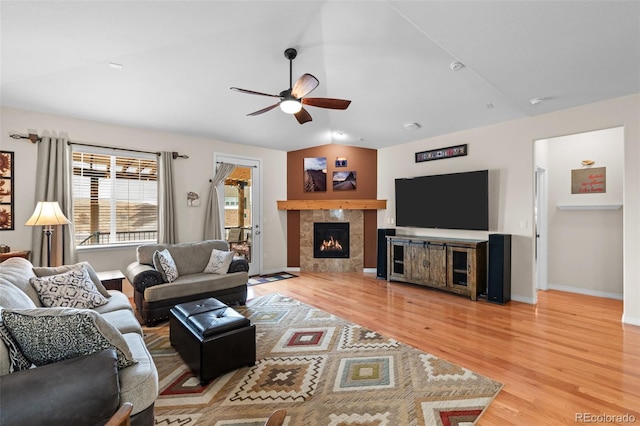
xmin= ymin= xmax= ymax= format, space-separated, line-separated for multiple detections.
xmin=378 ymin=94 xmax=640 ymax=326
xmin=537 ymin=127 xmax=624 ymax=299
xmin=0 ymin=107 xmax=288 ymax=285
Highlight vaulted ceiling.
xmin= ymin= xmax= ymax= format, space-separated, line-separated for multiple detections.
xmin=2 ymin=1 xmax=639 ymax=152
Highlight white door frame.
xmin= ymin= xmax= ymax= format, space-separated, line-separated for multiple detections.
xmin=214 ymin=153 xmax=262 ymax=276
xmin=535 ymin=166 xmax=548 ymax=291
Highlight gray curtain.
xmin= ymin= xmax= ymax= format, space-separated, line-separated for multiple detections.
xmin=32 ymin=135 xmax=77 ymax=267
xmin=158 ymin=152 xmax=177 ymax=244
xmin=203 ymin=162 xmax=236 ymax=240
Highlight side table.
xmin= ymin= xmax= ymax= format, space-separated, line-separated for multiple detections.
xmin=96 ymin=269 xmax=126 ymax=292
xmin=0 ymin=250 xmax=31 ymax=263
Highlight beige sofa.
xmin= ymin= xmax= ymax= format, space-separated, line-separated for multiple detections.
xmin=0 ymin=257 xmax=158 ymax=425
xmin=125 ymin=240 xmax=249 ymax=326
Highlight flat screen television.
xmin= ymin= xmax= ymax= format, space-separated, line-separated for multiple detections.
xmin=395 ymin=170 xmax=489 ymax=231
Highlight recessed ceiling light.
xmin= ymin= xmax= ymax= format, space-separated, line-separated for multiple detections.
xmin=450 ymin=61 xmax=465 ymax=71
xmin=404 ymin=122 xmax=421 ymax=131
xmin=486 ymin=102 xmax=494 ymax=109
xmin=109 ymin=62 xmax=123 ymax=70
xmin=529 ymin=97 xmax=545 ymax=105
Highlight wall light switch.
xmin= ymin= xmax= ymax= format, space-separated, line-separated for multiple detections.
xmin=520 ymin=219 xmax=528 ymax=229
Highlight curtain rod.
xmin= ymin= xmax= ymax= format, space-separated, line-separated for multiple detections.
xmin=8 ymin=131 xmax=188 ymax=159
xmin=216 ymin=161 xmax=256 ymax=167
xmin=68 ymin=140 xmax=160 ymax=156
xmin=9 ymin=132 xmax=41 ymax=143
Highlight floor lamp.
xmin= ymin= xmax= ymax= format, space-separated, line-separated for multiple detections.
xmin=25 ymin=201 xmax=71 ymax=267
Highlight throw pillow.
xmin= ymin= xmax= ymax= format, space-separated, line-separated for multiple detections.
xmin=0 ymin=320 xmax=32 ymax=372
xmin=29 ymin=267 xmax=109 ymax=309
xmin=1 ymin=307 xmax=136 ymax=369
xmin=204 ymin=248 xmax=235 ymax=274
xmin=153 ymin=249 xmax=179 ymax=282
xmin=32 ymin=262 xmax=111 ymax=298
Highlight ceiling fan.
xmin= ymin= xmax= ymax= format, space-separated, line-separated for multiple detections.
xmin=230 ymin=48 xmax=351 ymax=124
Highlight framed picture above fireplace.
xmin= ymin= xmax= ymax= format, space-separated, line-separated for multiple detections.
xmin=304 ymin=157 xmax=327 ymax=192
xmin=332 ymin=171 xmax=356 ymax=191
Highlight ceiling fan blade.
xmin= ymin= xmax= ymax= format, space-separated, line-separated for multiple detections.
xmin=230 ymin=87 xmax=280 ymax=98
xmin=291 ymin=73 xmax=319 ymax=99
xmin=302 ymin=97 xmax=351 ymax=110
xmin=294 ymin=107 xmax=312 ymax=124
xmin=247 ymin=103 xmax=280 ymax=116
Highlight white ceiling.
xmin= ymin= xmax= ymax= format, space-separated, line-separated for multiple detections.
xmin=2 ymin=1 xmax=639 ymax=152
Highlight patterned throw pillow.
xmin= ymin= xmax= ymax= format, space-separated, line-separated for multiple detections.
xmin=1 ymin=308 xmax=136 ymax=369
xmin=153 ymin=249 xmax=179 ymax=282
xmin=29 ymin=266 xmax=108 ymax=309
xmin=33 ymin=262 xmax=111 ymax=298
xmin=0 ymin=320 xmax=32 ymax=372
xmin=204 ymin=249 xmax=235 ymax=274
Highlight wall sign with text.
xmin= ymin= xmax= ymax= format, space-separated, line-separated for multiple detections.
xmin=415 ymin=144 xmax=467 ymax=163
xmin=571 ymin=167 xmax=606 ymax=194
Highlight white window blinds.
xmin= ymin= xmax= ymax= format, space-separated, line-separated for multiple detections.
xmin=72 ymin=150 xmax=158 ymax=246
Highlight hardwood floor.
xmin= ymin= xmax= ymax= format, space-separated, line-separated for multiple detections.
xmin=248 ymin=272 xmax=640 ymax=425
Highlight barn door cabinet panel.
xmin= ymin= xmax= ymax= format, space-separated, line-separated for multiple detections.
xmin=388 ymin=239 xmax=409 ymax=281
xmin=407 ymin=241 xmax=447 ymax=287
xmin=447 ymin=244 xmax=487 ymax=301
xmin=386 ymin=235 xmax=487 ymax=301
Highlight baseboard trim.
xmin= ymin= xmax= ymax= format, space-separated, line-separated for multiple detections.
xmin=547 ymin=283 xmax=623 ymax=300
xmin=621 ymin=313 xmax=640 ymax=326
xmin=511 ymin=294 xmax=536 ymax=304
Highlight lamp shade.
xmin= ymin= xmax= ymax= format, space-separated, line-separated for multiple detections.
xmin=25 ymin=201 xmax=71 ymax=226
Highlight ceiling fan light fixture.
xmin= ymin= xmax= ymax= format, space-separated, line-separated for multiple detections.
xmin=280 ymin=99 xmax=302 ymax=114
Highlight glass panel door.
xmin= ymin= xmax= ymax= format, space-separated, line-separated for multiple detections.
xmin=224 ymin=166 xmax=252 ymax=263
xmin=215 ymin=154 xmax=261 ymax=276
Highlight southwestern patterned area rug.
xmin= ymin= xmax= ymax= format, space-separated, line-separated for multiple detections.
xmin=144 ymin=294 xmax=502 ymax=425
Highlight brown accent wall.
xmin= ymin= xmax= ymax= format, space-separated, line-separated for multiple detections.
xmin=287 ymin=145 xmax=377 ymax=200
xmin=286 ymin=145 xmax=378 ymax=268
xmin=287 ymin=211 xmax=301 ymax=267
xmin=363 ymin=210 xmax=377 ymax=268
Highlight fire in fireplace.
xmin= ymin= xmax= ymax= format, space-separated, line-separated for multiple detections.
xmin=314 ymin=222 xmax=350 ymax=258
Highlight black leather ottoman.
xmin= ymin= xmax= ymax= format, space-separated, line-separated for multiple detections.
xmin=169 ymin=298 xmax=256 ymax=384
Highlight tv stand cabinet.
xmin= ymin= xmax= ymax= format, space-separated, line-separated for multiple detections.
xmin=387 ymin=235 xmax=487 ymax=301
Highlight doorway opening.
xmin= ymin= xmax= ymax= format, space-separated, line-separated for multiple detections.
xmin=215 ymin=154 xmax=261 ymax=276
xmin=533 ymin=126 xmax=624 ymax=299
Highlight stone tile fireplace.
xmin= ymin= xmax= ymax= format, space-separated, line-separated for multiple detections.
xmin=300 ymin=209 xmax=363 ymax=272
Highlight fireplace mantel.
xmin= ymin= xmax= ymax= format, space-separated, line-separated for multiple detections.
xmin=277 ymin=199 xmax=386 ymax=210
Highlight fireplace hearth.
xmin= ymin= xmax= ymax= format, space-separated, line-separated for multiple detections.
xmin=314 ymin=222 xmax=349 ymax=258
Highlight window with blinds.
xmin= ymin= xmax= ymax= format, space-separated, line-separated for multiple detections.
xmin=72 ymin=150 xmax=158 ymax=247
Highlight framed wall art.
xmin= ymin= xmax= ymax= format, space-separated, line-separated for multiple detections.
xmin=304 ymin=157 xmax=327 ymax=192
xmin=187 ymin=191 xmax=201 ymax=207
xmin=333 ymin=171 xmax=356 ymax=190
xmin=0 ymin=151 xmax=15 ymax=230
xmin=415 ymin=144 xmax=467 ymax=163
